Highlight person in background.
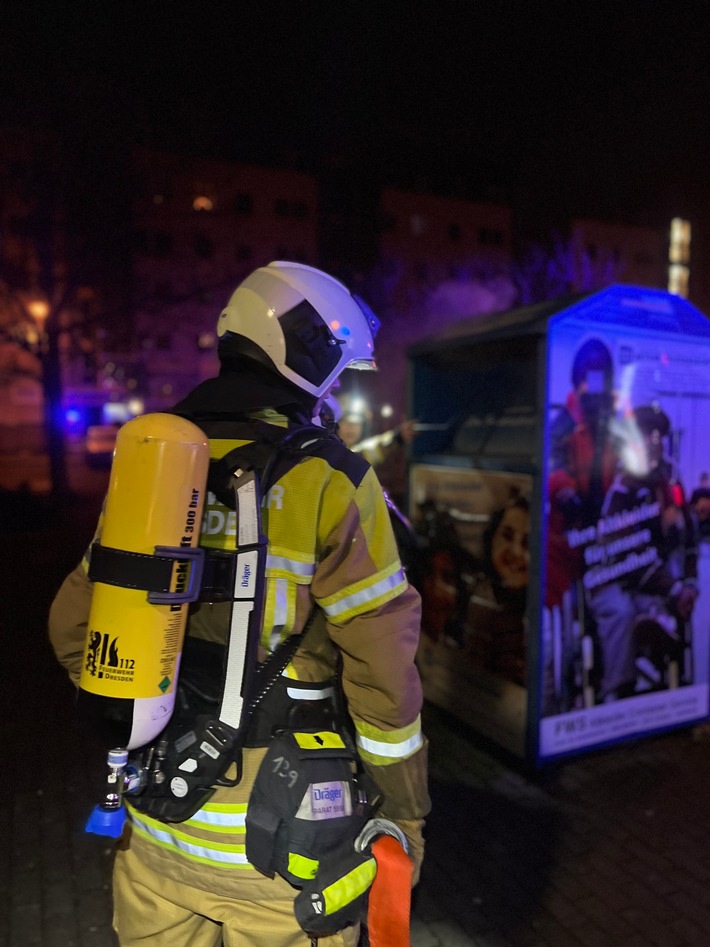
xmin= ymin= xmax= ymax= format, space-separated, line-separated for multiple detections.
xmin=336 ymin=403 xmax=418 ymax=469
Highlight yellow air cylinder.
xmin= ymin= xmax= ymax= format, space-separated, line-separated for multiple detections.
xmin=78 ymin=413 xmax=209 ymax=750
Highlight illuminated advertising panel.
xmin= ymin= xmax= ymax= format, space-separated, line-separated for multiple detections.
xmin=541 ymin=310 xmax=710 ymax=759
xmin=410 ymin=465 xmax=532 ymax=755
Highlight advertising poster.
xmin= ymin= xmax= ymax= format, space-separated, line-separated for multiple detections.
xmin=409 ymin=465 xmax=532 ymax=755
xmin=541 ymin=314 xmax=710 ymax=759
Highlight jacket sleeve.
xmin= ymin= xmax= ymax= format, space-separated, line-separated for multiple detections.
xmin=48 ymin=560 xmax=94 ymax=686
xmin=310 ymin=464 xmax=430 ymax=822
xmin=49 ymin=501 xmax=110 ymax=684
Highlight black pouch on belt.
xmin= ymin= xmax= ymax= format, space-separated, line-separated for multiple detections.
xmin=245 ymin=726 xmax=382 ymax=888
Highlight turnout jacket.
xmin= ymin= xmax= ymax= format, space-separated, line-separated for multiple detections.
xmin=49 ymin=374 xmax=428 ymax=893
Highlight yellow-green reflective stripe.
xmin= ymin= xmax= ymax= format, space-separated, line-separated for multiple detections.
xmin=267 ymin=554 xmax=315 ymax=579
xmin=186 ymin=804 xmax=246 ymax=833
xmin=320 ymin=567 xmax=406 ymax=620
xmin=293 ymin=731 xmax=346 ymax=750
xmin=288 ymin=852 xmax=319 ymax=880
xmin=130 ymin=811 xmax=251 ymax=869
xmin=323 ymin=858 xmax=377 ymax=915
xmin=354 ymin=716 xmax=423 ymax=764
xmin=199 ymin=802 xmax=248 ymax=813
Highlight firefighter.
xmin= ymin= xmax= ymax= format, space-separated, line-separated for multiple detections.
xmin=49 ymin=261 xmax=429 ymax=947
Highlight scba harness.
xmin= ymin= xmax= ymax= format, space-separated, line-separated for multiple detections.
xmin=122 ymin=421 xmax=364 ymax=822
xmin=89 ymin=419 xmax=408 ymax=937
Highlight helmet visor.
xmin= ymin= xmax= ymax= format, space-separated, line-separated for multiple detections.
xmin=353 ymin=294 xmax=381 ymax=339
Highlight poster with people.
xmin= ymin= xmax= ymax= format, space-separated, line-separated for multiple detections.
xmin=409 ymin=465 xmax=532 ymax=755
xmin=541 ymin=315 xmax=710 ymax=759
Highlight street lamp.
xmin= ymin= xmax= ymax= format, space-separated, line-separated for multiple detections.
xmin=27 ymin=297 xmax=50 ymax=323
xmin=22 ymin=293 xmax=70 ymax=494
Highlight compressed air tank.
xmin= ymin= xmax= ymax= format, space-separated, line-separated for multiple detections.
xmin=77 ymin=413 xmax=209 ymax=750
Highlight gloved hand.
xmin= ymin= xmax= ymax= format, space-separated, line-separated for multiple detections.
xmin=294 ymin=838 xmax=375 ymax=937
xmin=392 ymin=818 xmax=425 ymax=886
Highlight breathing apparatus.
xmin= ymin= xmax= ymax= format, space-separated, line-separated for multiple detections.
xmin=83 ymin=419 xmax=319 ymax=835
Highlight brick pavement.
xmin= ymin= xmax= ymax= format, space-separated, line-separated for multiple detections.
xmin=3 ymin=490 xmax=710 ymax=946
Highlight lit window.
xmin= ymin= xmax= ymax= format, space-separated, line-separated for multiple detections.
xmin=193 ymin=196 xmax=214 ymax=212
xmin=197 ymin=332 xmax=216 ymax=350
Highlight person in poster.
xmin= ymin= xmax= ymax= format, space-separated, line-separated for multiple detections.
xmin=583 ymin=405 xmax=698 ymax=701
xmin=416 ymin=499 xmax=475 ymax=647
xmin=544 ymin=338 xmax=620 ymax=711
xmin=465 ymin=492 xmax=530 ymax=687
xmin=413 ymin=481 xmax=530 ymax=685
xmin=547 ymin=338 xmax=618 ymax=592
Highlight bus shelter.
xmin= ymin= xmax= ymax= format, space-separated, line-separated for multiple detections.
xmin=406 ymin=284 xmax=710 ymax=763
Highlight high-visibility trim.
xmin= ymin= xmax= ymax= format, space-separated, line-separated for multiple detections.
xmin=185 ymin=803 xmax=247 ymax=833
xmin=354 ymin=716 xmax=423 ymax=765
xmin=288 ymin=852 xmax=320 ymax=880
xmin=319 ymin=565 xmax=407 ymax=622
xmin=293 ymin=731 xmax=346 ymax=750
xmin=323 ymin=858 xmax=377 ymax=916
xmin=266 ymin=554 xmax=315 ymax=580
xmin=129 ymin=810 xmax=252 ymax=869
xmin=286 ymin=685 xmax=335 ymax=701
xmin=267 ymin=577 xmax=288 ymax=651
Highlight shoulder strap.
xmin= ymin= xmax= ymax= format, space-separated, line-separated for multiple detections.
xmin=207 ymin=422 xmax=332 ymax=510
xmin=204 ymin=424 xmax=332 ymax=742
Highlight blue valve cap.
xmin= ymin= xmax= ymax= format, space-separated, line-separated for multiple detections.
xmin=85 ymin=805 xmax=127 ymax=837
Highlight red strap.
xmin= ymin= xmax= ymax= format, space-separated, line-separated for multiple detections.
xmin=367 ymin=835 xmax=413 ymax=947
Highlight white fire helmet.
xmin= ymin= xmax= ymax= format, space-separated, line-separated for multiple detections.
xmin=217 ymin=261 xmax=380 ymax=398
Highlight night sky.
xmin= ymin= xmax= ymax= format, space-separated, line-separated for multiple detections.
xmin=2 ymin=2 xmax=710 ymax=234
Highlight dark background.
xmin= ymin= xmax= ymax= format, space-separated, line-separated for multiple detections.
xmin=3 ymin=1 xmax=710 ymax=236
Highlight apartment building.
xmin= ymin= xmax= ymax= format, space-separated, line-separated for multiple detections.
xmin=378 ymin=185 xmax=513 ymax=291
xmin=569 ymin=217 xmax=667 ymax=293
xmin=127 ymin=147 xmax=320 ymax=407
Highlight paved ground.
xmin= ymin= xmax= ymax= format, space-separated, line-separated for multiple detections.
xmin=3 ymin=483 xmax=710 ymax=946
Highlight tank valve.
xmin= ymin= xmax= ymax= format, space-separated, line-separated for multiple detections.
xmin=85 ymin=747 xmax=130 ymax=837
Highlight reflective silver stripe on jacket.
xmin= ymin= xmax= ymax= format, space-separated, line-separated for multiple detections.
xmin=266 ymin=555 xmax=315 ymax=578
xmin=320 ymin=569 xmax=407 ymax=619
xmin=130 ymin=811 xmax=251 ymax=868
xmin=356 ymin=730 xmax=423 ymax=759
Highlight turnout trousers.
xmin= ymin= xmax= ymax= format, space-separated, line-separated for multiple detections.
xmin=113 ymin=845 xmax=359 ymax=947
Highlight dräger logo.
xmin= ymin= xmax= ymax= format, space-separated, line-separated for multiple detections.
xmin=313 ymin=786 xmax=342 ymax=802
xmin=241 ymin=563 xmax=252 ymax=587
